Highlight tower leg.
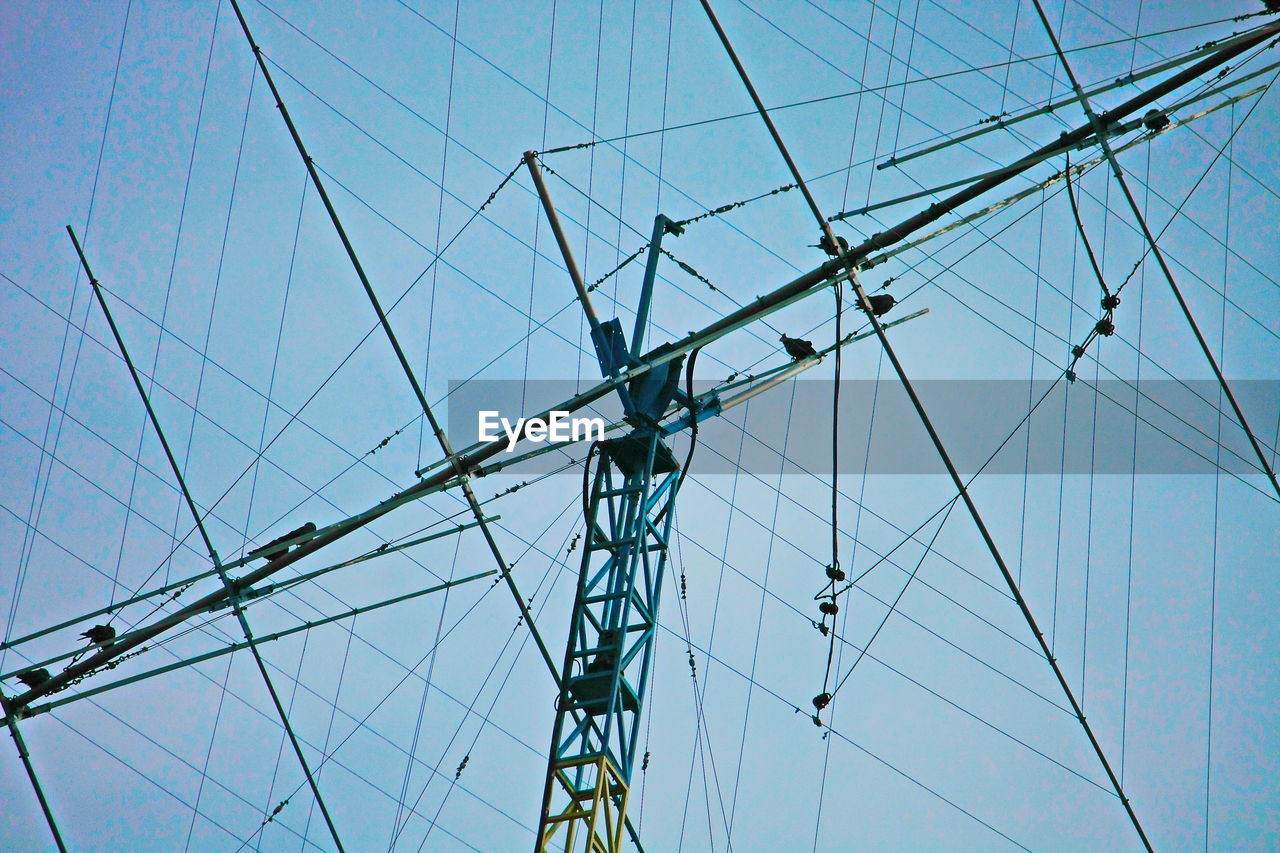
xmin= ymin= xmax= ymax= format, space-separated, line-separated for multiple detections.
xmin=5 ymin=711 xmax=68 ymax=852
xmin=537 ymin=431 xmax=678 ymax=852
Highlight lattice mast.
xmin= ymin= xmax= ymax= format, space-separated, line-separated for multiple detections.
xmin=524 ymin=153 xmax=690 ymax=851
xmin=522 ymin=150 xmax=914 ymax=851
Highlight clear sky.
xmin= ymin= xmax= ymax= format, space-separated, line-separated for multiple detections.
xmin=1 ymin=1 xmax=1278 ymax=850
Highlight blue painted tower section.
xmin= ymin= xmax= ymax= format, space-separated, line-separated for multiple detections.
xmin=537 ymin=429 xmax=679 ymax=852
xmin=537 ymin=213 xmax=683 ymax=852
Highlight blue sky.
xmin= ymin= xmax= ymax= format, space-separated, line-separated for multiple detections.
xmin=1 ymin=1 xmax=1278 ymax=850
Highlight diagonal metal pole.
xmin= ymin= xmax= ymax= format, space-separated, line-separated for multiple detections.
xmin=66 ymin=226 xmax=347 ymax=853
xmin=1028 ymin=0 xmax=1280 ymax=501
xmin=697 ymin=1 xmax=1155 ymax=849
xmin=226 ymin=0 xmax=563 ymax=690
xmin=522 ymin=150 xmax=603 ymax=333
xmin=3 ymin=713 xmax=68 ymax=851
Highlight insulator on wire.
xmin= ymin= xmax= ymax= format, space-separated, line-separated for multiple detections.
xmin=265 ymin=799 xmax=289 ymax=825
xmin=819 ymin=601 xmax=839 ymax=617
xmin=825 ymin=565 xmax=846 ymax=582
xmin=1101 ymin=293 xmax=1121 ymax=310
xmin=1095 ymin=318 xmax=1115 ymax=337
xmin=812 ymin=692 xmax=831 ymax=711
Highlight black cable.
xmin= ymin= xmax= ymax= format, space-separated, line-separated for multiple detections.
xmin=675 ymin=347 xmax=703 ymax=496
xmin=582 ymin=441 xmax=600 ymax=524
xmin=1063 ymin=153 xmax=1112 ymax=299
xmin=651 ymin=346 xmax=704 ymax=529
xmin=820 ymin=275 xmax=844 ymax=708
